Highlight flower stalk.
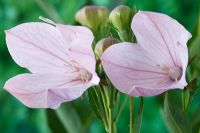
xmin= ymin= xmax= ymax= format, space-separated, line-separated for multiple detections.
xmin=130 ymin=97 xmax=133 ymax=133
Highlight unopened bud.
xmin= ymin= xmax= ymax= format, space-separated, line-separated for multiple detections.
xmin=75 ymin=6 xmax=109 ymax=32
xmin=109 ymin=5 xmax=133 ymax=32
xmin=95 ymin=37 xmax=119 ymax=57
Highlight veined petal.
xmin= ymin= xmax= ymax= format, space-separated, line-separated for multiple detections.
xmin=56 ymin=25 xmax=96 ymax=73
xmin=132 ymin=11 xmax=192 ymax=68
xmin=129 ymin=87 xmax=168 ymax=96
xmin=56 ymin=24 xmax=94 ymax=45
xmin=102 ymin=11 xmax=191 ymax=96
xmin=169 ymin=44 xmax=188 ymax=89
xmin=4 ymin=73 xmax=99 ymax=109
xmin=101 ymin=43 xmax=173 ymax=96
xmin=5 ymin=22 xmax=69 ymax=73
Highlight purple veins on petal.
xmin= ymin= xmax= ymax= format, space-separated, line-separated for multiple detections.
xmin=4 ymin=20 xmax=100 ymax=109
xmin=101 ymin=11 xmax=192 ymax=96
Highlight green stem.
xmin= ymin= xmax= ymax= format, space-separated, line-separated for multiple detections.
xmin=114 ymin=95 xmax=128 ymax=122
xmin=118 ymin=30 xmax=129 ymax=42
xmin=182 ymin=86 xmax=193 ymax=112
xmin=130 ymin=97 xmax=133 ymax=133
xmin=99 ymin=85 xmax=116 ymax=133
xmin=109 ymin=105 xmax=114 ymax=133
xmin=99 ymin=86 xmax=109 ymax=123
xmin=93 ymin=87 xmax=109 ymax=130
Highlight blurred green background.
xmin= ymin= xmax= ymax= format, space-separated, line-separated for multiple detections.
xmin=0 ymin=0 xmax=199 ymax=133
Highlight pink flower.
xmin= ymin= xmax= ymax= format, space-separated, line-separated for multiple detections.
xmin=101 ymin=11 xmax=192 ymax=96
xmin=4 ymin=18 xmax=100 ymax=108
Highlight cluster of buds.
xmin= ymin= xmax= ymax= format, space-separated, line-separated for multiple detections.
xmin=109 ymin=5 xmax=133 ymax=41
xmin=75 ymin=5 xmax=134 ymax=42
xmin=95 ymin=37 xmax=119 ymax=57
xmin=75 ymin=6 xmax=109 ymax=36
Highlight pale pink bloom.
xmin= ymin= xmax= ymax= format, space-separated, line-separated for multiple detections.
xmin=101 ymin=11 xmax=192 ymax=96
xmin=4 ymin=18 xmax=100 ymax=108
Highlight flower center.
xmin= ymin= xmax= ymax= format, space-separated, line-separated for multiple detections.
xmin=66 ymin=59 xmax=92 ymax=83
xmin=168 ymin=66 xmax=182 ymax=82
xmin=79 ymin=68 xmax=92 ymax=83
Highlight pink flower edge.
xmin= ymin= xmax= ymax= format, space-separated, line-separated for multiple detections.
xmin=101 ymin=11 xmax=192 ymax=96
xmin=4 ymin=22 xmax=100 ymax=108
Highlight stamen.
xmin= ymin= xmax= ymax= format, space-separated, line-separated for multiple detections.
xmin=39 ymin=16 xmax=56 ymax=25
xmin=79 ymin=68 xmax=92 ymax=83
xmin=64 ymin=59 xmax=92 ymax=83
xmin=64 ymin=60 xmax=80 ymax=73
xmin=168 ymin=66 xmax=182 ymax=82
xmin=157 ymin=64 xmax=169 ymax=72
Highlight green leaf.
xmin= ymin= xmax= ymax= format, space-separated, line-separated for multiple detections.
xmin=133 ymin=97 xmax=144 ymax=133
xmin=91 ymin=0 xmax=110 ymax=6
xmin=188 ymin=12 xmax=200 ymax=80
xmin=36 ymin=0 xmax=63 ymax=23
xmin=181 ymin=78 xmax=200 ymax=113
xmin=59 ymin=0 xmax=88 ymax=24
xmin=46 ymin=103 xmax=82 ymax=133
xmin=46 ymin=109 xmax=66 ymax=133
xmin=163 ymin=91 xmax=192 ymax=133
xmin=56 ymin=103 xmax=82 ymax=133
xmin=191 ymin=108 xmax=200 ymax=133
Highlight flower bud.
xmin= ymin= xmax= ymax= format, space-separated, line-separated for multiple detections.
xmin=75 ymin=6 xmax=109 ymax=32
xmin=109 ymin=5 xmax=133 ymax=32
xmin=95 ymin=37 xmax=119 ymax=57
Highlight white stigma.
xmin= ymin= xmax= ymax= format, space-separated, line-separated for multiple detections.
xmin=39 ymin=16 xmax=56 ymax=25
xmin=64 ymin=59 xmax=93 ymax=83
xmin=168 ymin=67 xmax=182 ymax=82
xmin=79 ymin=68 xmax=92 ymax=83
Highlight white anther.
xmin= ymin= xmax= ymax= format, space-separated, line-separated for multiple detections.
xmin=39 ymin=16 xmax=56 ymax=25
xmin=168 ymin=67 xmax=182 ymax=82
xmin=79 ymin=68 xmax=92 ymax=83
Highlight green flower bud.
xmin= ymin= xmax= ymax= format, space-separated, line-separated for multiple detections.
xmin=109 ymin=5 xmax=133 ymax=32
xmin=75 ymin=6 xmax=109 ymax=33
xmin=95 ymin=37 xmax=119 ymax=57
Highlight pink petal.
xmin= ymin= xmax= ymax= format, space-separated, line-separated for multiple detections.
xmin=129 ymin=87 xmax=167 ymax=96
xmin=5 ymin=22 xmax=69 ymax=73
xmin=168 ymin=44 xmax=188 ymax=89
xmin=132 ymin=11 xmax=192 ymax=68
xmin=101 ymin=43 xmax=173 ymax=96
xmin=102 ymin=11 xmax=191 ymax=96
xmin=56 ymin=25 xmax=96 ymax=74
xmin=56 ymin=24 xmax=94 ymax=45
xmin=4 ymin=73 xmax=99 ymax=109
